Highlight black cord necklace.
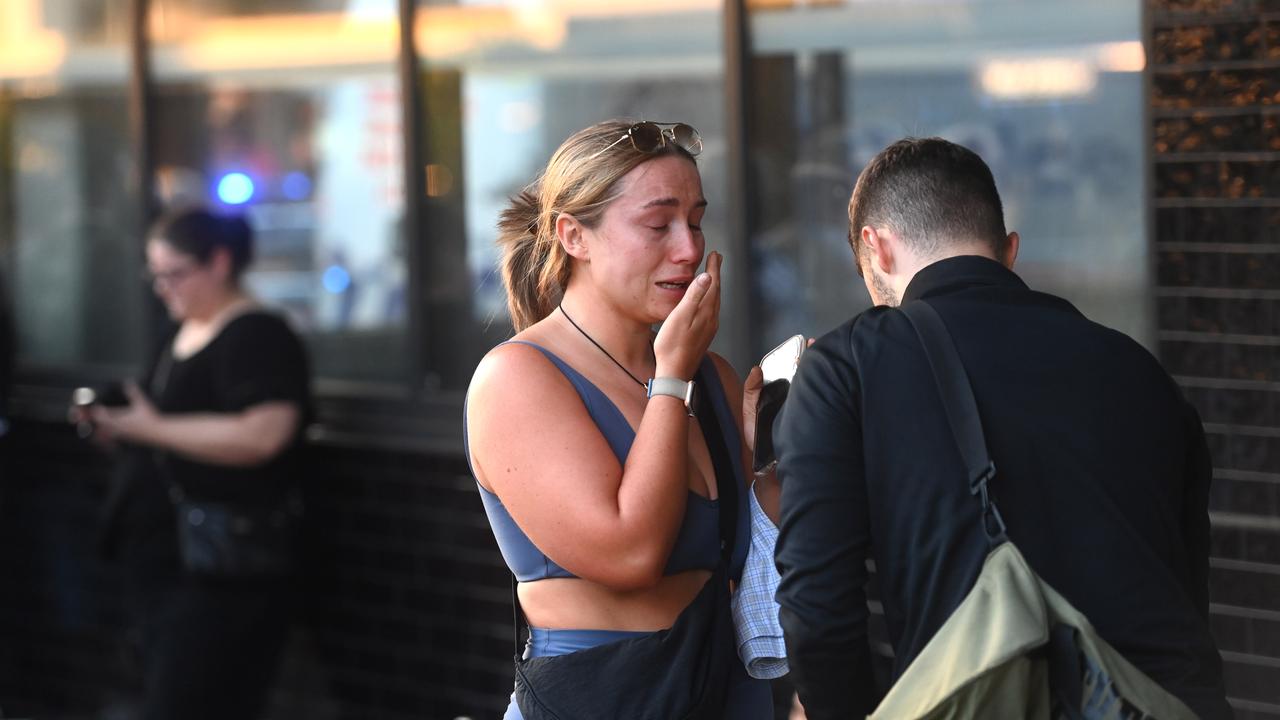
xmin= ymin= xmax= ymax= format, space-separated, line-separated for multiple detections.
xmin=558 ymin=302 xmax=648 ymax=389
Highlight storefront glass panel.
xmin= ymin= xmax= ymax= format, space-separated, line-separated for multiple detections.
xmin=150 ymin=0 xmax=408 ymax=384
xmin=0 ymin=0 xmax=143 ymax=374
xmin=747 ymin=0 xmax=1149 ymax=350
xmin=414 ymin=0 xmax=732 ymax=389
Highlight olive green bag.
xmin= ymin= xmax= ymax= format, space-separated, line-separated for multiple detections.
xmin=878 ymin=301 xmax=1198 ymax=720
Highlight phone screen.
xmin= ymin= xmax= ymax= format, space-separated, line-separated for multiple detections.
xmin=760 ymin=335 xmax=805 ymax=385
xmin=753 ymin=335 xmax=805 ymax=474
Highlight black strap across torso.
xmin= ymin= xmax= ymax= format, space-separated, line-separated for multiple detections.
xmin=899 ymin=300 xmax=1008 ymax=547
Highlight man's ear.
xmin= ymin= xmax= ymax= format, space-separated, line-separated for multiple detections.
xmin=1002 ymin=231 xmax=1020 ymax=269
xmin=861 ymin=226 xmax=895 ymax=275
xmin=556 ymin=212 xmax=589 ymax=261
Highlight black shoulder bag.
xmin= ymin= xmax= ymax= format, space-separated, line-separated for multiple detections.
xmin=512 ymin=364 xmax=740 ymax=720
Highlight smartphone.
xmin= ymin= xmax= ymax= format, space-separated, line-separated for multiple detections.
xmin=72 ymin=387 xmax=99 ymax=439
xmin=752 ymin=335 xmax=806 ymax=474
xmin=70 ymin=383 xmax=128 ymax=439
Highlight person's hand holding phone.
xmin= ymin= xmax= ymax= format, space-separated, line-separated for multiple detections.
xmin=68 ymin=381 xmax=148 ymax=449
xmin=746 ymin=335 xmax=810 ymax=525
xmin=749 ymin=335 xmax=810 ymax=475
xmin=69 ymin=387 xmax=100 ymax=441
xmin=89 ymin=381 xmax=160 ymax=445
xmin=743 ymin=339 xmax=808 ymax=460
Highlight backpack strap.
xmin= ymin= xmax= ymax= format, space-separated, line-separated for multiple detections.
xmin=694 ymin=366 xmax=740 ymax=569
xmin=899 ymin=300 xmax=1008 ymax=547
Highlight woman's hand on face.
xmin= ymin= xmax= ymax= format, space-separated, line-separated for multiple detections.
xmin=653 ymin=251 xmax=721 ymax=380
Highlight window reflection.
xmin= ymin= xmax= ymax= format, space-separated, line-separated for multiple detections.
xmin=747 ymin=0 xmax=1150 ymax=350
xmin=149 ymin=0 xmax=408 ymax=383
xmin=0 ymin=0 xmax=143 ymax=372
xmin=414 ymin=0 xmax=733 ymax=390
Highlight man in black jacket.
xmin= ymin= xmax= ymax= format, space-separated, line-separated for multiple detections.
xmin=773 ymin=137 xmax=1230 ymax=719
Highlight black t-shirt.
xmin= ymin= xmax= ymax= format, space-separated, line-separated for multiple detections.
xmin=146 ymin=311 xmax=310 ymax=506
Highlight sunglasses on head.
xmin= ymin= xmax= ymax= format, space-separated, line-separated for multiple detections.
xmin=590 ymin=121 xmax=703 ymax=160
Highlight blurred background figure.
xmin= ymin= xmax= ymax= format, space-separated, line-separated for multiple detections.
xmin=71 ymin=207 xmax=311 ymax=720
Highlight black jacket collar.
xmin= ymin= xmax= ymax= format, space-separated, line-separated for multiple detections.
xmin=901 ymin=255 xmax=1027 ymax=304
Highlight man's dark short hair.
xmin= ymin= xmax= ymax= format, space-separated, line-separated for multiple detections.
xmin=848 ymin=137 xmax=1007 ymax=270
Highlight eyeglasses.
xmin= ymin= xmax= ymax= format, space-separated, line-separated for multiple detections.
xmin=590 ymin=121 xmax=703 ymax=161
xmin=141 ymin=264 xmax=199 ymax=287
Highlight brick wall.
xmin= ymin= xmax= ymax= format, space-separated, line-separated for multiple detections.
xmin=1151 ymin=0 xmax=1280 ymax=716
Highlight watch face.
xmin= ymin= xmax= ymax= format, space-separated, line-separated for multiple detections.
xmin=687 ymin=382 xmax=700 ymax=417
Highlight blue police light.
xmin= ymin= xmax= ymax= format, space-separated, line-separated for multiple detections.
xmin=322 ymin=265 xmax=352 ymax=294
xmin=216 ymin=172 xmax=255 ymax=205
xmin=282 ymin=171 xmax=312 ymax=201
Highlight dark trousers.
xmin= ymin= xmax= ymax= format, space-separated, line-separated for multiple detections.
xmin=137 ymin=575 xmax=290 ymax=720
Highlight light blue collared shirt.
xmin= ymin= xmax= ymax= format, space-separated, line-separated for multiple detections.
xmin=731 ymin=481 xmax=788 ymax=679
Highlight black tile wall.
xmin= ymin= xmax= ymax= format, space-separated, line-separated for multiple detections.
xmin=1155 ymin=206 xmax=1280 ymax=244
xmin=1224 ymin=657 xmax=1280 ymax=713
xmin=1152 ymin=68 xmax=1280 ymax=110
xmin=1159 ymin=0 xmax=1250 ymax=12
xmin=1155 ymin=160 xmax=1280 ymax=199
xmin=1153 ymin=0 xmax=1280 ymax=712
xmin=1159 ymin=252 xmax=1280 ymax=294
xmin=0 ymin=420 xmax=513 ymax=720
xmin=1211 ymin=612 xmax=1280 ymax=659
xmin=1153 ymin=113 xmax=1280 ymax=154
xmin=1153 ymin=22 xmax=1268 ymax=65
xmin=1158 ymin=296 xmax=1267 ymax=336
xmin=1185 ymin=386 xmax=1279 ymax=426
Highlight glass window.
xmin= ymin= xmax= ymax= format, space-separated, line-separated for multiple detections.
xmin=0 ymin=0 xmax=145 ymax=374
xmin=149 ymin=0 xmax=408 ymax=384
xmin=414 ymin=0 xmax=732 ymax=391
xmin=747 ymin=0 xmax=1150 ymax=352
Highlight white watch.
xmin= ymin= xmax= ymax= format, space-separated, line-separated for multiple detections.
xmin=646 ymin=377 xmax=696 ymax=417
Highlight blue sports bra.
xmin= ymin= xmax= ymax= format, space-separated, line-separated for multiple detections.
xmin=466 ymin=341 xmax=750 ymax=582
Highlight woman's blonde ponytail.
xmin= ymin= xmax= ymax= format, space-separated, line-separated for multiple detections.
xmin=497 ymin=186 xmax=568 ymax=332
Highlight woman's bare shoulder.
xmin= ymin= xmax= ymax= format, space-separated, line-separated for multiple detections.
xmin=468 ymin=339 xmax=571 ymax=408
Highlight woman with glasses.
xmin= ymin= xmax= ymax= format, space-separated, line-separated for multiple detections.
xmin=466 ymin=120 xmax=776 ymax=719
xmin=74 ymin=207 xmax=309 ymax=720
